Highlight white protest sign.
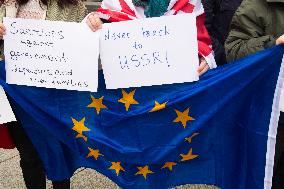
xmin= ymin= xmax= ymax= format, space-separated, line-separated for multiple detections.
xmin=0 ymin=86 xmax=16 ymax=124
xmin=3 ymin=18 xmax=99 ymax=92
xmin=100 ymin=14 xmax=199 ymax=89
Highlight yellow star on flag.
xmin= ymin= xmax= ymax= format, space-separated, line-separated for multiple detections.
xmin=180 ymin=148 xmax=198 ymax=162
xmin=185 ymin=133 xmax=199 ymax=143
xmin=86 ymin=147 xmax=103 ymax=160
xmin=161 ymin=162 xmax=177 ymax=171
xmin=87 ymin=95 xmax=108 ymax=114
xmin=135 ymin=165 xmax=154 ymax=179
xmin=109 ymin=162 xmax=125 ymax=176
xmin=118 ymin=89 xmax=139 ymax=111
xmin=75 ymin=133 xmax=88 ymax=142
xmin=149 ymin=101 xmax=167 ymax=112
xmin=173 ymin=108 xmax=195 ymax=129
xmin=71 ymin=117 xmax=90 ymax=135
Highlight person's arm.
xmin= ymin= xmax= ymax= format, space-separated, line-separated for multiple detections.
xmin=196 ymin=12 xmax=217 ymax=69
xmin=191 ymin=0 xmax=217 ymax=70
xmin=225 ymin=0 xmax=275 ymax=62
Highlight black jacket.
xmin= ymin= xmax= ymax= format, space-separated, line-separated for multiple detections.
xmin=202 ymin=0 xmax=242 ymax=65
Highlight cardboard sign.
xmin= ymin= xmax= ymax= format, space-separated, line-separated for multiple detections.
xmin=100 ymin=14 xmax=199 ymax=89
xmin=4 ymin=18 xmax=100 ymax=92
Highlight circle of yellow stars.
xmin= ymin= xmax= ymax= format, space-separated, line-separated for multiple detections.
xmin=71 ymin=89 xmax=200 ymax=180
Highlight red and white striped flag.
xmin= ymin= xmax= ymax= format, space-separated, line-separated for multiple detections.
xmin=96 ymin=0 xmax=217 ymax=68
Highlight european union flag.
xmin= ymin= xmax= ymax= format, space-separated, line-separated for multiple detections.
xmin=1 ymin=46 xmax=284 ymax=189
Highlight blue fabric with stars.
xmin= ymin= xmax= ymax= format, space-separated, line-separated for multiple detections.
xmin=1 ymin=46 xmax=284 ymax=189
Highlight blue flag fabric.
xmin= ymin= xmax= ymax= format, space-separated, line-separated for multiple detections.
xmin=1 ymin=46 xmax=284 ymax=189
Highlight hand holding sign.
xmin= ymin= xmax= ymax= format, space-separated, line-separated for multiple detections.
xmin=86 ymin=13 xmax=103 ymax=32
xmin=100 ymin=14 xmax=200 ymax=89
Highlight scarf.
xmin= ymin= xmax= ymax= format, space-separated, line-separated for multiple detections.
xmin=132 ymin=0 xmax=171 ymax=17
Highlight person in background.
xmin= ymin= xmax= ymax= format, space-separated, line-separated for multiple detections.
xmin=225 ymin=0 xmax=284 ymax=188
xmin=0 ymin=0 xmax=87 ymax=188
xmin=86 ymin=0 xmax=217 ymax=76
xmin=201 ymin=0 xmax=242 ymax=65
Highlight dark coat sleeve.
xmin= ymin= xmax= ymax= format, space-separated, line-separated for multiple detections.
xmin=225 ymin=0 xmax=275 ymax=62
xmin=202 ymin=0 xmax=227 ymax=65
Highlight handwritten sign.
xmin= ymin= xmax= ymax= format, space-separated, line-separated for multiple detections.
xmin=3 ymin=18 xmax=100 ymax=92
xmin=100 ymin=14 xmax=199 ymax=89
xmin=0 ymin=86 xmax=16 ymax=124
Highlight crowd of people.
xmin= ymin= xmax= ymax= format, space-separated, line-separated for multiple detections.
xmin=0 ymin=0 xmax=284 ymax=188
